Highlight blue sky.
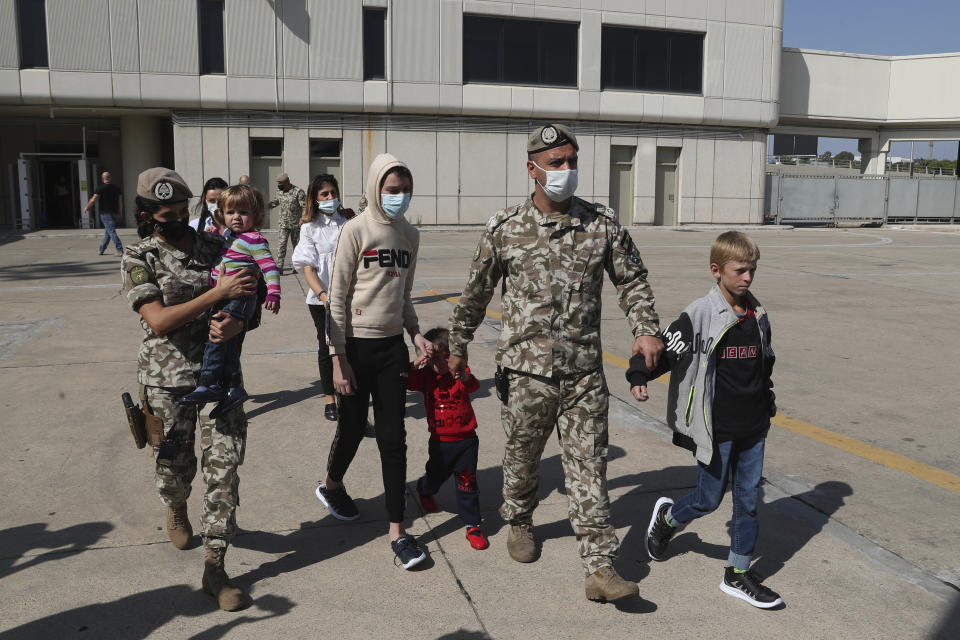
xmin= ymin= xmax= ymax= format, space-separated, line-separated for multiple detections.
xmin=779 ymin=0 xmax=960 ymax=159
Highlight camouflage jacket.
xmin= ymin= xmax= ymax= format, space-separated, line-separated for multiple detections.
xmin=121 ymin=231 xmax=225 ymax=389
xmin=448 ymin=197 xmax=659 ymax=378
xmin=268 ymin=185 xmax=306 ymax=229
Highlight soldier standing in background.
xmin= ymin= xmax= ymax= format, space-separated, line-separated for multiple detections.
xmin=268 ymin=173 xmax=306 ymax=274
xmin=121 ymin=168 xmax=258 ymax=611
xmin=448 ymin=124 xmax=664 ymax=603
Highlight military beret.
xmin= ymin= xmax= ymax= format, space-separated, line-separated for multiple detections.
xmin=527 ymin=124 xmax=579 ymax=155
xmin=136 ymin=167 xmax=193 ymax=202
xmin=276 ymin=173 xmax=289 ymax=183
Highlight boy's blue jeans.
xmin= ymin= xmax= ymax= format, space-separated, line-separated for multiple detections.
xmin=669 ymin=431 xmax=767 ymax=570
xmin=198 ymin=294 xmax=257 ymax=388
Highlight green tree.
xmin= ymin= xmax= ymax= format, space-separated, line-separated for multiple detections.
xmin=835 ymin=151 xmax=855 ymax=162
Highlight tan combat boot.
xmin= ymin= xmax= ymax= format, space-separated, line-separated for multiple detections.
xmin=585 ymin=566 xmax=639 ymax=602
xmin=506 ymin=524 xmax=537 ymax=563
xmin=202 ymin=548 xmax=247 ymax=611
xmin=165 ymin=503 xmax=192 ymax=550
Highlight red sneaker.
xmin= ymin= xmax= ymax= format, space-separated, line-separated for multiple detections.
xmin=417 ymin=486 xmax=438 ymax=513
xmin=466 ymin=526 xmax=489 ymax=550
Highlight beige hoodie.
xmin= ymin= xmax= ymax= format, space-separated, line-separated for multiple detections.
xmin=327 ymin=153 xmax=421 ymax=354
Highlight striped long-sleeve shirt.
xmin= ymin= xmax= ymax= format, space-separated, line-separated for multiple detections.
xmin=210 ymin=230 xmax=281 ymax=303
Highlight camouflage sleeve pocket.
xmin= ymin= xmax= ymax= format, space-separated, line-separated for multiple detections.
xmin=122 ymin=260 xmax=161 ymax=311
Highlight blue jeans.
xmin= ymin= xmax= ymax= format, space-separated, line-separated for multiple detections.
xmin=669 ymin=431 xmax=767 ymax=570
xmin=99 ymin=213 xmax=122 ymax=253
xmin=198 ymin=295 xmax=257 ymax=388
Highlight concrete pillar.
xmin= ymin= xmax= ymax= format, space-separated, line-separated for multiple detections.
xmin=858 ymin=137 xmax=887 ymax=175
xmin=120 ymin=116 xmax=163 ymax=226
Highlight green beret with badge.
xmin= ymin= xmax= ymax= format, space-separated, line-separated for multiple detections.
xmin=527 ymin=124 xmax=579 ymax=155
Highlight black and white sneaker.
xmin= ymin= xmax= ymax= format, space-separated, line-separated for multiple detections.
xmin=315 ymin=482 xmax=360 ymax=521
xmin=645 ymin=497 xmax=677 ymax=561
xmin=391 ymin=534 xmax=427 ymax=570
xmin=720 ymin=567 xmax=783 ymax=608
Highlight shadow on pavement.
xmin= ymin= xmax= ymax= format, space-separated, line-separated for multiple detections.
xmin=0 ymin=587 xmax=294 ymax=640
xmin=435 ymin=630 xmax=491 ymax=639
xmin=0 ymin=261 xmax=120 ymax=282
xmin=931 ymin=594 xmax=960 ymax=640
xmin=245 ymin=381 xmax=324 ymax=420
xmin=0 ymin=521 xmax=114 ymax=580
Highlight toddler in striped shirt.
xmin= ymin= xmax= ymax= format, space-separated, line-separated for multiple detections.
xmin=180 ymin=184 xmax=281 ymax=417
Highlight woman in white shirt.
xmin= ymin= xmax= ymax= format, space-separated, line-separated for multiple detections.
xmin=292 ymin=174 xmax=355 ymax=421
xmin=188 ymin=177 xmax=227 ymax=232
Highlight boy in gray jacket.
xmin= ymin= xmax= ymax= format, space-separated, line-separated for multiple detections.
xmin=626 ymin=231 xmax=782 ymax=609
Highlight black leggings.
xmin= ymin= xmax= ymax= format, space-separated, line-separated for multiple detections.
xmin=326 ymin=335 xmax=409 ymax=523
xmin=308 ymin=304 xmax=335 ymax=396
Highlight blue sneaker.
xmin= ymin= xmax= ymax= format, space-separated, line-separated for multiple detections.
xmin=179 ymin=384 xmax=226 ymax=406
xmin=210 ymin=387 xmax=249 ymax=419
xmin=391 ymin=534 xmax=426 ymax=570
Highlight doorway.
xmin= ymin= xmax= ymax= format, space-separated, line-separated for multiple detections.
xmin=250 ymin=138 xmax=284 ymax=229
xmin=654 ymin=147 xmax=680 ymax=226
xmin=40 ymin=160 xmax=78 ymax=228
xmin=609 ymin=146 xmax=635 ymax=225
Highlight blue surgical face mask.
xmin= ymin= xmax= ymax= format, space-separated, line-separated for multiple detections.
xmin=316 ymin=198 xmax=339 ymax=215
xmin=381 ymin=193 xmax=411 ymax=220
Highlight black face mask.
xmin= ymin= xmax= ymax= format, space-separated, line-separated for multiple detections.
xmin=152 ymin=218 xmax=190 ymax=242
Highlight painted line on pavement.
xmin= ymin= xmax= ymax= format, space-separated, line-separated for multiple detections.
xmin=425 ymin=289 xmax=960 ymax=496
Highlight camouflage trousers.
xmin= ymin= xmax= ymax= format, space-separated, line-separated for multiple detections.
xmin=275 ymin=225 xmax=300 ymax=271
xmin=499 ymin=368 xmax=618 ymax=574
xmin=140 ymin=384 xmax=247 ymax=551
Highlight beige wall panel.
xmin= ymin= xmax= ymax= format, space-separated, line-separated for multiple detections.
xmin=580 ymin=9 xmax=601 ymax=92
xmin=694 ymin=196 xmax=713 ymax=223
xmin=200 ymin=75 xmax=227 ymax=109
xmin=579 ymin=90 xmax=601 ymax=120
xmin=0 ymin=69 xmax=22 ymax=102
xmin=661 ymin=94 xmax=705 ymax=125
xmin=283 ymin=128 xmax=310 ymax=189
xmin=888 ymin=56 xmax=960 ymax=122
xmin=439 ymin=83 xmax=463 ymax=112
xmin=724 ymin=0 xmax=768 ymax=26
xmin=309 ymin=0 xmax=362 ymax=79
xmin=140 ymin=73 xmax=199 ymax=107
xmin=408 ymin=195 xmax=437 ymax=225
xmin=340 ymin=128 xmax=365 ymax=200
xmin=459 ymin=195 xmax=509 ymax=224
xmin=20 ymin=70 xmax=52 ymax=104
xmin=363 ymin=81 xmax=390 ymax=112
xmin=201 ymin=127 xmax=230 ymax=185
xmin=592 ymin=134 xmax=611 ymax=200
xmin=506 ymin=132 xmax=530 ymax=199
xmin=394 ymin=0 xmax=439 ymax=83
xmin=112 ymin=73 xmax=141 ymax=105
xmin=392 ymin=82 xmax=441 ymax=113
xmin=667 ymin=0 xmax=708 ymax=19
xmin=461 ymin=85 xmax=511 ymax=116
xmin=359 ymin=128 xmax=387 ymax=190
xmin=310 ymin=79 xmax=364 ymax=109
xmin=281 ymin=78 xmax=310 ymax=110
xmin=139 ymin=0 xmax=198 ymax=74
xmin=695 ymin=138 xmax=715 ymax=197
xmin=386 ymin=129 xmax=437 ymax=195
xmin=278 ymin=0 xmax=309 ymax=78
xmin=110 ymin=0 xmax=140 ymax=72
xmin=711 ymin=197 xmax=750 ymax=223
xmin=532 ymin=88 xmax=580 ymax=119
xmin=680 ymin=138 xmax=697 ymax=198
xmin=510 ymin=87 xmax=534 ymax=118
xmin=633 ymin=196 xmax=655 ymax=224
xmin=723 ymin=24 xmax=764 ymax=100
xmin=576 ymin=134 xmax=596 ymax=201
xmin=459 ymin=132 xmax=506 ymax=198
xmin=226 ymin=77 xmax=278 ymax=109
xmin=703 ymin=21 xmax=725 ymax=97
xmin=50 ymin=71 xmax=113 ymax=104
xmin=227 ymin=128 xmax=249 ymax=184
xmin=48 ymin=0 xmax=111 ymax=71
xmin=712 ymin=138 xmax=752 ymax=199
xmin=173 ymin=125 xmax=204 ymax=206
xmin=226 ymin=0 xmax=276 ymax=77
xmin=436 ymin=195 xmax=459 ymax=225
xmin=0 ymin=0 xmax=18 ymax=68
xmin=440 ymin=0 xmax=463 ymax=84
xmin=436 ymin=132 xmax=460 ymax=197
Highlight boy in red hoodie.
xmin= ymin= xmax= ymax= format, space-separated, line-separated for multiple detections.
xmin=408 ymin=328 xmax=488 ymax=550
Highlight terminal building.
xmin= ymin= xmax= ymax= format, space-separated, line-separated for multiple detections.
xmin=0 ymin=0 xmax=956 ymax=230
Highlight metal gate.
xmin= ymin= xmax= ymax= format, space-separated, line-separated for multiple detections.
xmin=766 ymin=173 xmax=960 ymax=225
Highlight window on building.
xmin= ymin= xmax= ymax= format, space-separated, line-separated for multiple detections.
xmin=17 ymin=0 xmax=48 ymax=69
xmin=310 ymin=139 xmax=343 ymax=185
xmin=363 ymin=8 xmax=386 ymax=80
xmin=601 ymin=26 xmax=703 ymax=94
xmin=198 ymin=0 xmax=225 ymax=75
xmin=463 ymin=15 xmax=578 ymax=88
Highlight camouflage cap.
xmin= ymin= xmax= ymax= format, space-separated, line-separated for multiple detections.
xmin=276 ymin=173 xmax=289 ymax=183
xmin=527 ymin=124 xmax=579 ymax=155
xmin=136 ymin=167 xmax=192 ymax=202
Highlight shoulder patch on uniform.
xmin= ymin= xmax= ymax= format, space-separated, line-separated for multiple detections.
xmin=130 ymin=266 xmax=150 ymax=285
xmin=593 ymin=202 xmax=616 ymax=220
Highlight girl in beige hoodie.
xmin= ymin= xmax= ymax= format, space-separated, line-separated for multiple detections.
xmin=315 ymin=153 xmax=434 ymax=569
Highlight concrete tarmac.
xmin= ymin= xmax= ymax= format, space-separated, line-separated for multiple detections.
xmin=0 ymin=227 xmax=958 ymax=639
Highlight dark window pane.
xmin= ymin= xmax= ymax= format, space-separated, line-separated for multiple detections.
xmin=464 ymin=15 xmax=577 ymax=88
xmin=250 ymin=139 xmax=283 ymax=157
xmin=601 ymin=25 xmax=703 ymax=94
xmin=17 ymin=0 xmax=48 ymax=68
xmin=310 ymin=139 xmax=341 ymax=157
xmin=199 ymin=0 xmax=225 ymax=74
xmin=363 ymin=8 xmax=386 ymax=80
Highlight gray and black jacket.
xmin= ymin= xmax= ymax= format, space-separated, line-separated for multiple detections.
xmin=626 ymin=285 xmax=775 ymax=465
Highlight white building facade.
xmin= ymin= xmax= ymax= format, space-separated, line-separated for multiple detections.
xmin=1 ymin=0 xmax=784 ymax=229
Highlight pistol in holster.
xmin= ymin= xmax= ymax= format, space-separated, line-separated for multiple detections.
xmin=122 ymin=391 xmax=166 ymax=451
xmin=494 ymin=366 xmax=509 ymax=405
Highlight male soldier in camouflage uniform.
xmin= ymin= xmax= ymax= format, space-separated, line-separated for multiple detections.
xmin=121 ymin=168 xmax=258 ymax=611
xmin=268 ymin=172 xmax=306 ymax=273
xmin=448 ymin=124 xmax=664 ymax=602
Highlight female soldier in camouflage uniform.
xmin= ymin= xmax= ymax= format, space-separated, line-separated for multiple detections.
xmin=121 ymin=168 xmax=257 ymax=611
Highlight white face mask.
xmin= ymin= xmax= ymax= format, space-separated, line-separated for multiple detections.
xmin=381 ymin=193 xmax=411 ymax=220
xmin=532 ymin=161 xmax=578 ymax=202
xmin=206 ymin=202 xmax=217 ymax=213
xmin=316 ymin=198 xmax=339 ymax=214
